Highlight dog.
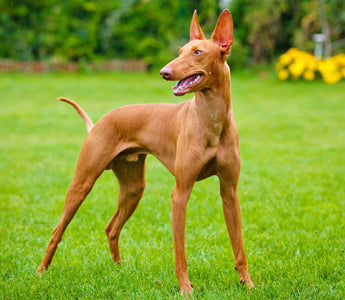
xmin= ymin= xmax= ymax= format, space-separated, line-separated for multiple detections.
xmin=37 ymin=9 xmax=254 ymax=294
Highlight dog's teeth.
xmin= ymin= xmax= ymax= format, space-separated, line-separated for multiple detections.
xmin=193 ymin=75 xmax=200 ymax=83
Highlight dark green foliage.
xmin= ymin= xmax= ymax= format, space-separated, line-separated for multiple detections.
xmin=0 ymin=0 xmax=344 ymax=68
xmin=0 ymin=0 xmax=219 ymax=68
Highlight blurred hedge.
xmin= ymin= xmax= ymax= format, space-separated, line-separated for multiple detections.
xmin=0 ymin=0 xmax=219 ymax=68
xmin=1 ymin=0 xmax=344 ymax=69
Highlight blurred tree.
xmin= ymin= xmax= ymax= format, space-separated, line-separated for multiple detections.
xmin=230 ymin=0 xmax=345 ymax=64
xmin=320 ymin=0 xmax=345 ymax=56
xmin=103 ymin=0 xmax=219 ymax=66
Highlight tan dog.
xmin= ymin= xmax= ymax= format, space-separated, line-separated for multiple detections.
xmin=37 ymin=9 xmax=254 ymax=294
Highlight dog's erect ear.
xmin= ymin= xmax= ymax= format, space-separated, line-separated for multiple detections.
xmin=211 ymin=9 xmax=233 ymax=55
xmin=190 ymin=10 xmax=205 ymax=41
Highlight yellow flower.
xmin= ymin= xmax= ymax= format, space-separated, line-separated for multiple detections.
xmin=333 ymin=54 xmax=345 ymax=67
xmin=276 ymin=48 xmax=344 ymax=83
xmin=286 ymin=48 xmax=301 ymax=58
xmin=341 ymin=68 xmax=345 ymax=78
xmin=305 ymin=56 xmax=318 ymax=71
xmin=303 ymin=70 xmax=315 ymax=81
xmin=322 ymin=71 xmax=342 ymax=84
xmin=279 ymin=53 xmax=292 ymax=66
xmin=318 ymin=60 xmax=337 ymax=74
xmin=278 ymin=69 xmax=289 ymax=80
xmin=288 ymin=61 xmax=305 ymax=78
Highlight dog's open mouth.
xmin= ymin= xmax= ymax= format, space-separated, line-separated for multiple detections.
xmin=173 ymin=73 xmax=204 ymax=96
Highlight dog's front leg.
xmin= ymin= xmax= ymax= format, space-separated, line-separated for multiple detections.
xmin=171 ymin=183 xmax=194 ymax=294
xmin=219 ymin=173 xmax=254 ymax=289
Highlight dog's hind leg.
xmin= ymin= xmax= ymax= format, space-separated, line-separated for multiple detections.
xmin=37 ymin=174 xmax=101 ymax=273
xmin=105 ymin=154 xmax=147 ymax=263
xmin=37 ymin=133 xmax=116 ymax=274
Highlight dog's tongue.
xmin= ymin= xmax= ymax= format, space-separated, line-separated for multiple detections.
xmin=173 ymin=74 xmax=202 ymax=96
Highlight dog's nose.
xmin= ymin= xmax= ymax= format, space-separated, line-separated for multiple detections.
xmin=160 ymin=66 xmax=173 ymax=80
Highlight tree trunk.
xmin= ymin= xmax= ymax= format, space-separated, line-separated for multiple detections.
xmin=318 ymin=0 xmax=332 ymax=57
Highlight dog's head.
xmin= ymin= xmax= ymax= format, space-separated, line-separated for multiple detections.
xmin=160 ymin=9 xmax=233 ymax=96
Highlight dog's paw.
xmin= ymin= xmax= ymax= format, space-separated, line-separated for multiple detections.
xmin=179 ymin=281 xmax=193 ymax=296
xmin=36 ymin=265 xmax=46 ymax=276
xmin=236 ymin=266 xmax=254 ymax=290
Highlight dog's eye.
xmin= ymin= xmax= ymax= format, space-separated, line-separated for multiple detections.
xmin=194 ymin=50 xmax=202 ymax=55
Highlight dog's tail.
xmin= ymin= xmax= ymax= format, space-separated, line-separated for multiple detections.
xmin=58 ymin=97 xmax=94 ymax=133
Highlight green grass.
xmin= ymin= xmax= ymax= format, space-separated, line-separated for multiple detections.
xmin=0 ymin=71 xmax=344 ymax=299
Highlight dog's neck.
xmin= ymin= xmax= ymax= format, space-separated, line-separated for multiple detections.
xmin=193 ymin=63 xmax=232 ymax=135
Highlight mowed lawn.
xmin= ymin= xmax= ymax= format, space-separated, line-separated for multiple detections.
xmin=0 ymin=71 xmax=344 ymax=299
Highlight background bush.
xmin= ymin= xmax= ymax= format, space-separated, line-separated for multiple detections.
xmin=0 ymin=0 xmax=344 ymax=69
